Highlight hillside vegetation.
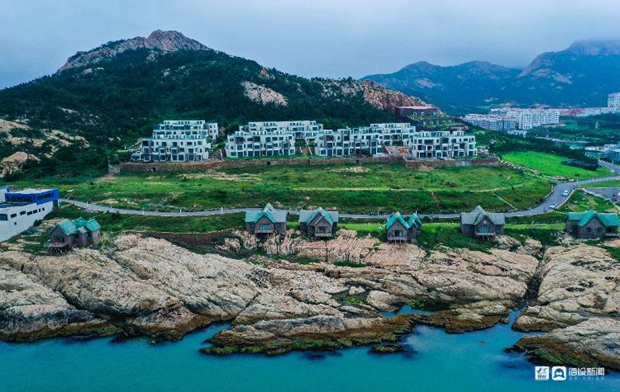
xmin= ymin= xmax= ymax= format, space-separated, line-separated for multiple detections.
xmin=0 ymin=30 xmax=425 ymax=179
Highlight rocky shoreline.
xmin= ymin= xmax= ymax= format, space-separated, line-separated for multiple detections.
xmin=0 ymin=232 xmax=618 ymax=370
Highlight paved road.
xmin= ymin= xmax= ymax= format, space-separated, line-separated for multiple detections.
xmin=598 ymin=160 xmax=620 ymax=174
xmin=61 ymin=168 xmax=620 ymax=220
xmin=584 ymin=187 xmax=620 ymax=203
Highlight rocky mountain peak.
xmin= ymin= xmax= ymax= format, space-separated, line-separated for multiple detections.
xmin=57 ymin=30 xmax=211 ymax=73
xmin=567 ymin=39 xmax=620 ymax=56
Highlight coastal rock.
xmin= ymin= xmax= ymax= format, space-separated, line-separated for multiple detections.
xmin=113 ymin=235 xmax=261 ymax=320
xmin=513 ymin=245 xmax=620 ymax=332
xmin=0 ymin=263 xmax=113 ymax=341
xmin=0 ymin=249 xmax=208 ymax=340
xmin=512 ymin=317 xmax=620 ymax=371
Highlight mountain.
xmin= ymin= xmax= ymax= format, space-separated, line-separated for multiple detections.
xmin=365 ymin=39 xmax=620 ymax=114
xmin=0 ymin=30 xmax=427 ymax=179
xmin=366 ymin=61 xmax=520 ymax=114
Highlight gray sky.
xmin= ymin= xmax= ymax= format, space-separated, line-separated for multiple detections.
xmin=1 ymin=0 xmax=620 ymax=89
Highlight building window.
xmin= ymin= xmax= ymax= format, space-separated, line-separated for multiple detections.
xmin=260 ymin=224 xmax=271 ymax=232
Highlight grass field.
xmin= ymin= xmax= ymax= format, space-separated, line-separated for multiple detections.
xmin=8 ymin=163 xmax=553 ymax=214
xmin=558 ymin=190 xmax=619 ymax=213
xmin=501 ymin=151 xmax=610 ymax=180
xmin=48 ymin=205 xmax=245 ymax=233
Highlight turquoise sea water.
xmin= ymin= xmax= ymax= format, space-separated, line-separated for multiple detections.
xmin=1 ymin=310 xmax=618 ymax=392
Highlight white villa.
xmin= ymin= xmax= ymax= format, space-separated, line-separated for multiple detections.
xmin=132 ymin=120 xmax=216 ymax=163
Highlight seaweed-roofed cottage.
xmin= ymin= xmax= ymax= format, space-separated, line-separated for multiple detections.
xmin=49 ymin=217 xmax=102 ymax=251
xmin=565 ymin=211 xmax=620 ymax=239
xmin=386 ymin=212 xmax=422 ymax=243
xmin=245 ymin=203 xmax=288 ymax=235
xmin=298 ymin=208 xmax=339 ymax=239
xmin=460 ymin=206 xmax=505 ymax=238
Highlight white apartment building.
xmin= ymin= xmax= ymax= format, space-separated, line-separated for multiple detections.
xmin=463 ymin=114 xmax=518 ymax=132
xmin=240 ymin=121 xmax=324 ymax=143
xmin=407 ymin=130 xmax=476 ymax=159
xmin=154 ymin=120 xmax=220 ymax=140
xmin=225 ymin=120 xmax=476 ymax=159
xmin=225 ymin=130 xmax=295 ymax=158
xmin=491 ymin=109 xmax=560 ymax=130
xmin=608 ymin=92 xmax=620 ymax=108
xmin=0 ymin=188 xmax=60 ymax=242
xmin=313 ymin=123 xmax=418 ymax=157
xmin=132 ymin=120 xmax=215 ymax=163
xmin=314 ymin=129 xmax=383 ymax=157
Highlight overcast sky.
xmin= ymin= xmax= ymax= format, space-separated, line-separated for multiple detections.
xmin=1 ymin=0 xmax=620 ymax=89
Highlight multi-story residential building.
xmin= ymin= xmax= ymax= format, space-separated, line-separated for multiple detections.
xmin=0 ymin=188 xmax=60 ymax=242
xmin=407 ymin=130 xmax=476 ymax=159
xmin=240 ymin=121 xmax=324 ymax=143
xmin=225 ymin=120 xmax=475 ymax=159
xmin=463 ymin=114 xmax=518 ymax=132
xmin=490 ymin=109 xmax=560 ymax=130
xmin=132 ymin=120 xmax=215 ymax=163
xmin=225 ymin=130 xmax=295 ymax=158
xmin=608 ymin=92 xmax=620 ymax=108
xmin=314 ymin=128 xmax=383 ymax=157
xmin=313 ymin=123 xmax=419 ymax=157
xmin=154 ymin=120 xmax=220 ymax=140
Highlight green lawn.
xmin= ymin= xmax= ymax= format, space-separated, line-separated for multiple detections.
xmin=558 ymin=190 xmax=619 ymax=213
xmin=7 ymin=163 xmax=553 ymax=214
xmin=48 ymin=205 xmax=245 ymax=233
xmin=501 ymin=151 xmax=610 ymax=180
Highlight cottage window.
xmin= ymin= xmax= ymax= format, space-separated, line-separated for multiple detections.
xmin=0 ymin=214 xmax=7 ymax=221
xmin=586 ymin=227 xmax=592 ymax=233
xmin=597 ymin=228 xmax=603 ymax=234
xmin=260 ymin=224 xmax=271 ymax=232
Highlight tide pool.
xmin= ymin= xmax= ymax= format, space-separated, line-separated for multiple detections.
xmin=1 ymin=311 xmax=618 ymax=392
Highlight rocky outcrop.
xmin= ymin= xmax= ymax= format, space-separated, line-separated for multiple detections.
xmin=318 ymin=79 xmax=432 ymax=114
xmin=241 ymin=81 xmax=288 ymax=106
xmin=0 ymin=264 xmax=113 ymax=342
xmin=58 ymin=30 xmax=211 ymax=73
xmin=513 ymin=245 xmax=619 ymax=332
xmin=0 ymin=249 xmax=209 ymax=340
xmin=0 ymin=152 xmax=38 ymax=178
xmin=222 ymin=230 xmax=539 ymax=336
xmin=511 ymin=318 xmax=620 ymax=371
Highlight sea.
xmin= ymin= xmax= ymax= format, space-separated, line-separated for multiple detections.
xmin=1 ymin=307 xmax=618 ymax=392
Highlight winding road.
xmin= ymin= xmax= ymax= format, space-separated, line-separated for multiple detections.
xmin=60 ymin=161 xmax=620 ymax=220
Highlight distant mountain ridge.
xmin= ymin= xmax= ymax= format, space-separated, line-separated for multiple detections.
xmin=0 ymin=30 xmax=428 ymax=179
xmin=365 ymin=39 xmax=620 ymax=114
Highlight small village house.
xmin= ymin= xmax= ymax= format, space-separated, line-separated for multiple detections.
xmin=48 ymin=217 xmax=102 ymax=252
xmin=565 ymin=211 xmax=620 ymax=239
xmin=298 ymin=208 xmax=339 ymax=239
xmin=245 ymin=204 xmax=288 ymax=235
xmin=460 ymin=205 xmax=505 ymax=238
xmin=386 ymin=212 xmax=422 ymax=243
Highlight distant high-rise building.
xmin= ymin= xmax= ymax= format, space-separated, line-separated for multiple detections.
xmin=608 ymin=92 xmax=620 ymax=108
